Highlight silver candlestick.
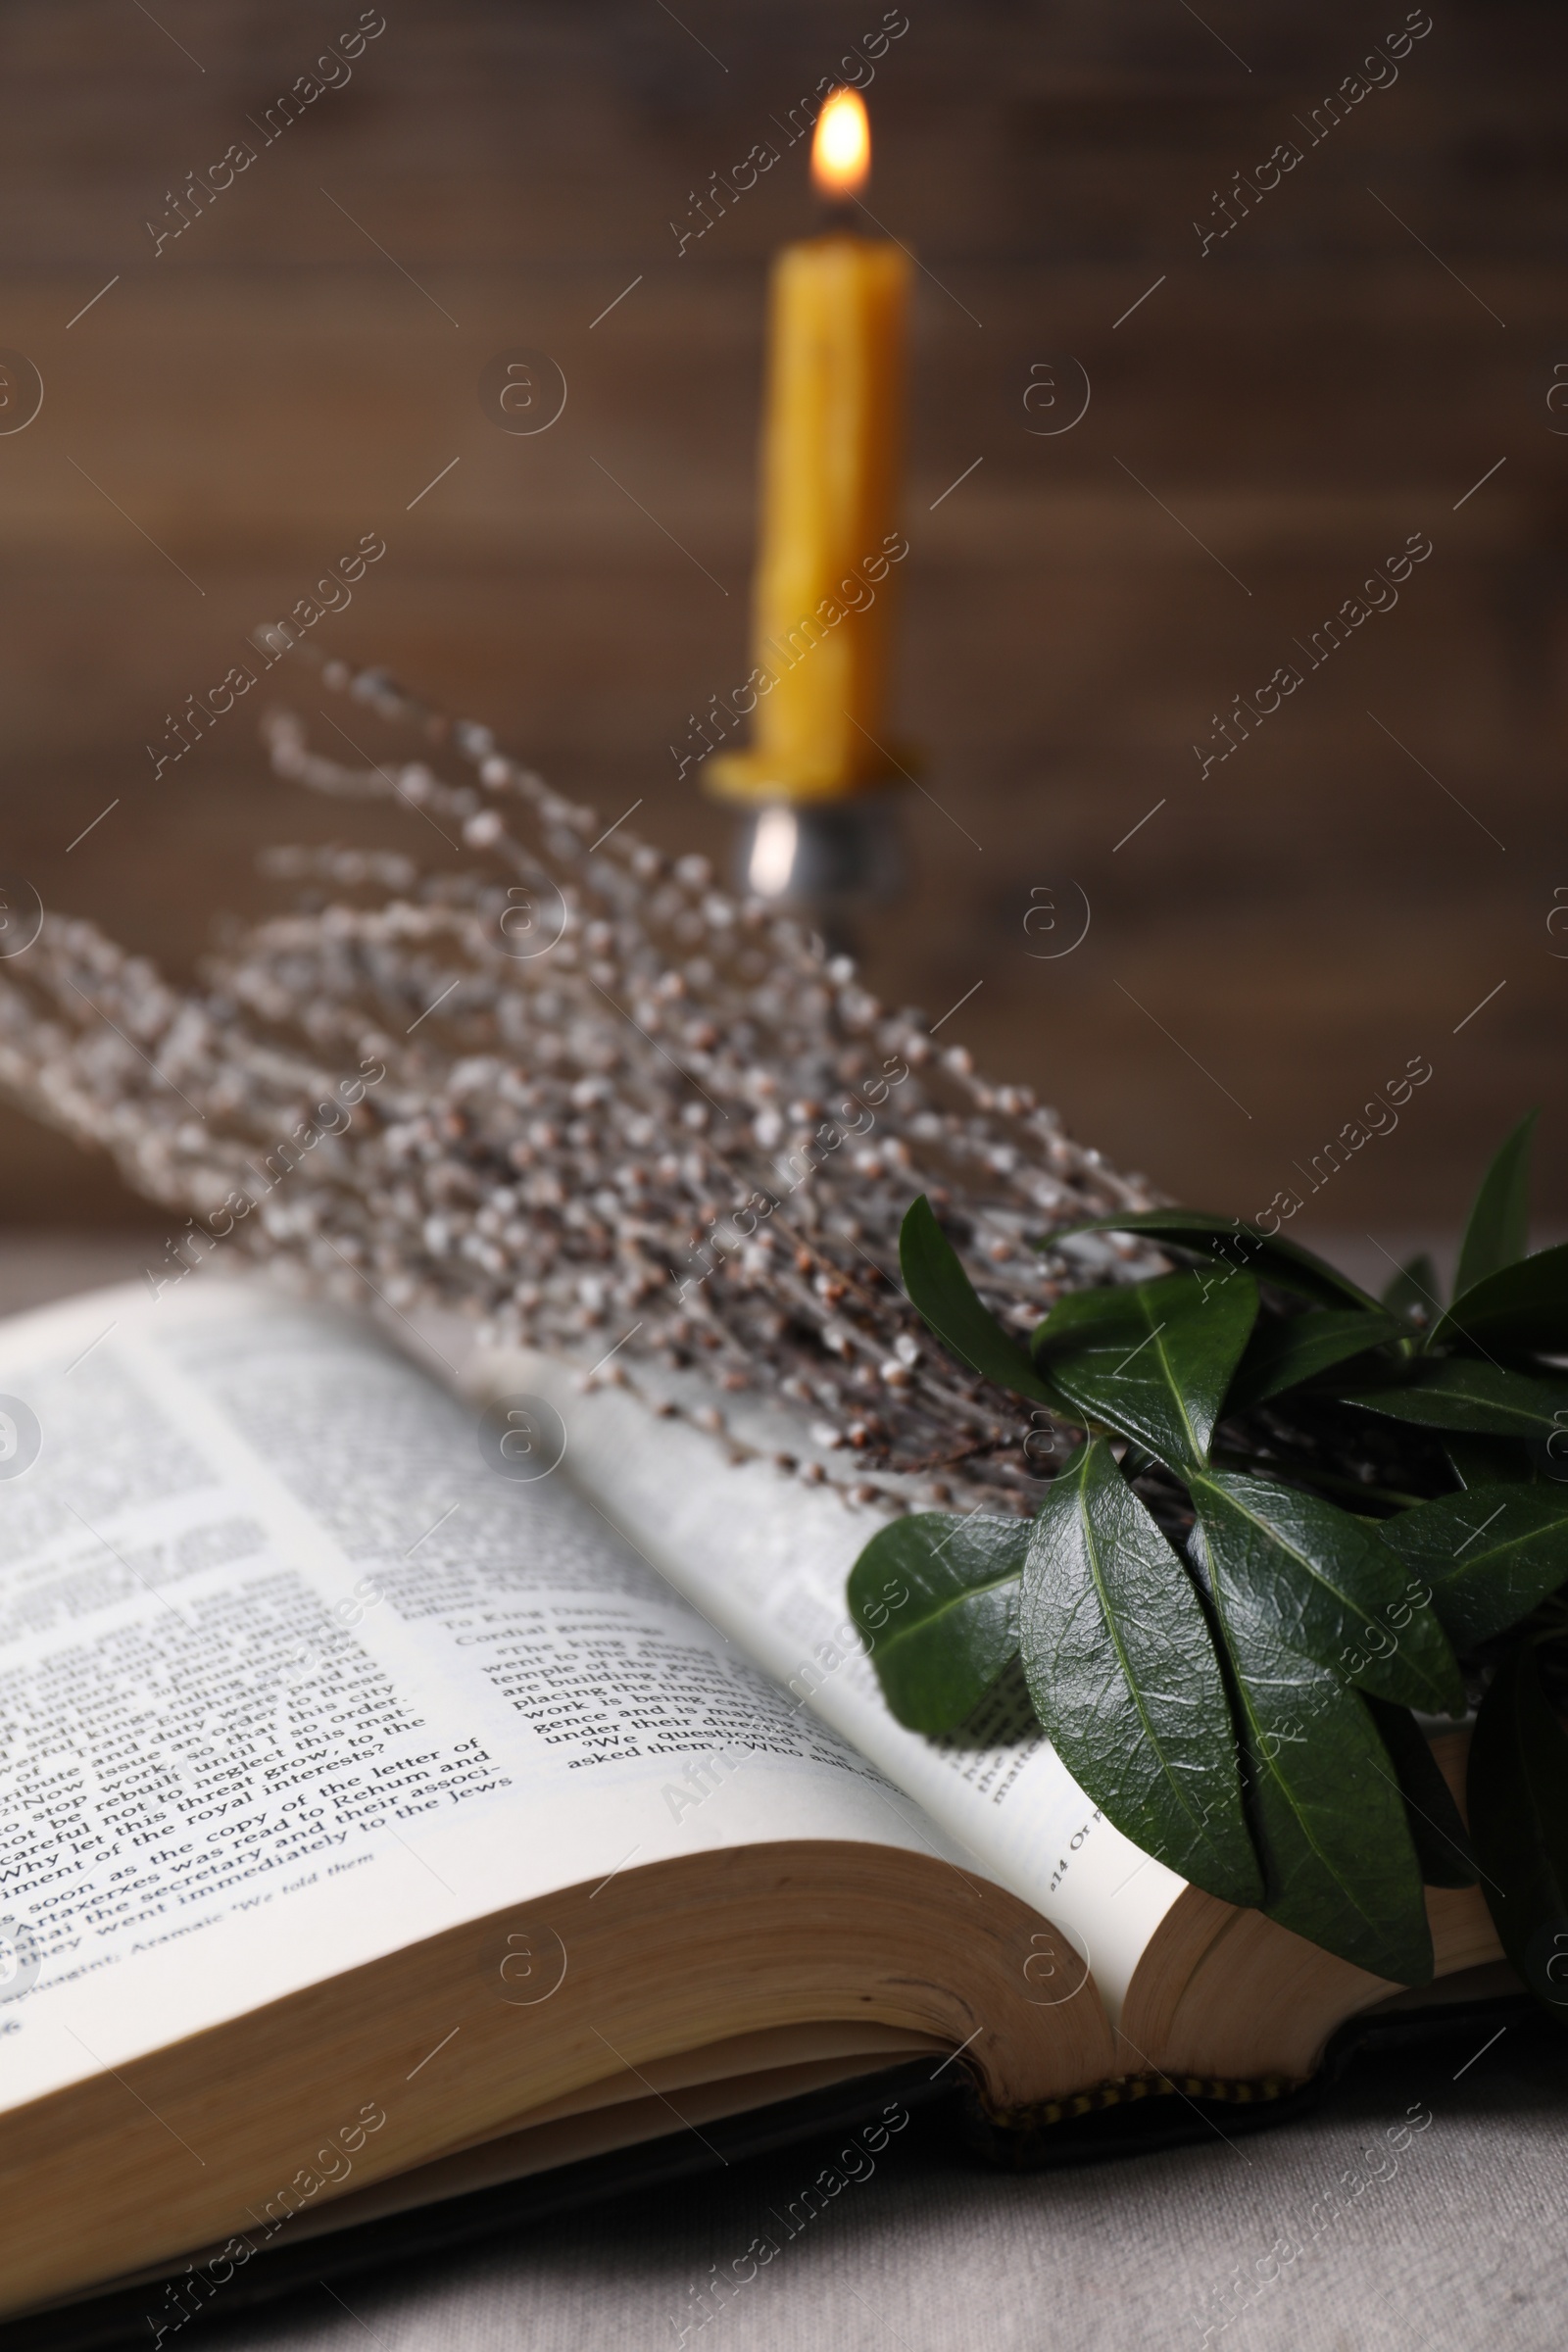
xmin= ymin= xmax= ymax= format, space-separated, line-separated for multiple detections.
xmin=729 ymin=790 xmax=906 ymax=957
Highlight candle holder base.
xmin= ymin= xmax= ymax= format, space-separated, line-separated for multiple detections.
xmin=731 ymin=793 xmax=905 ymax=959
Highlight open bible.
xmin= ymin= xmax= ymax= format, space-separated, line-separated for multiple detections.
xmin=0 ymin=1274 xmax=1510 ymax=2333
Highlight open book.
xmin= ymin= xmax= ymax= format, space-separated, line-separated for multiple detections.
xmin=0 ymin=1275 xmax=1507 ymax=2328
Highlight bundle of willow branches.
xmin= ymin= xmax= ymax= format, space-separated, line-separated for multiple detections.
xmin=0 ymin=643 xmax=1160 ymax=1515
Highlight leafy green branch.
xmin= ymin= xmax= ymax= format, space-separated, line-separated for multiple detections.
xmin=847 ymin=1113 xmax=1568 ymax=2001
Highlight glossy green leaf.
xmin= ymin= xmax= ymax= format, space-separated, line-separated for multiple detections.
xmin=1468 ymin=1642 xmax=1568 ymax=2017
xmin=1428 ymin=1242 xmax=1568 ymax=1359
xmin=1363 ymin=1697 xmax=1477 ymax=1888
xmin=899 ymin=1197 xmax=1062 ymax=1408
xmin=1340 ymin=1358 xmax=1568 ymax=1441
xmin=1446 ymin=1436 xmax=1536 ymax=1490
xmin=1059 ymin=1209 xmax=1381 ymax=1311
xmin=1225 ymin=1306 xmax=1408 ymax=1410
xmin=1190 ymin=1470 xmax=1464 ymax=1717
xmin=1018 ymin=1438 xmax=1262 ymax=1909
xmin=1200 ymin=1548 xmax=1433 ymax=1982
xmin=1039 ymin=1269 xmax=1258 ymax=1474
xmin=1030 ymin=1283 xmax=1158 ymax=1357
xmin=1453 ymin=1108 xmax=1538 ymax=1303
xmin=1379 ymin=1485 xmax=1568 ymax=1649
xmin=848 ymin=1511 xmax=1029 ymax=1735
xmin=1382 ymin=1252 xmax=1442 ymax=1323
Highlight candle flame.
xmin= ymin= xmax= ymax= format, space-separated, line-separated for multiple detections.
xmin=811 ymin=87 xmax=870 ymax=201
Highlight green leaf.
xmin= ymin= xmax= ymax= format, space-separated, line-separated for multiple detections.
xmin=1428 ymin=1242 xmax=1568 ymax=1359
xmin=1468 ymin=1642 xmax=1568 ymax=2017
xmin=1038 ymin=1269 xmax=1258 ymax=1473
xmin=1453 ymin=1108 xmax=1539 ymax=1302
xmin=1018 ymin=1439 xmax=1262 ymax=1909
xmin=1225 ymin=1306 xmax=1408 ymax=1410
xmin=1030 ymin=1283 xmax=1156 ymax=1356
xmin=1379 ymin=1485 xmax=1568 ymax=1649
xmin=899 ymin=1197 xmax=1062 ymax=1408
xmin=1363 ymin=1697 xmax=1477 ymax=1888
xmin=1200 ymin=1550 xmax=1433 ymax=1982
xmin=1059 ymin=1209 xmax=1381 ymax=1312
xmin=1382 ymin=1252 xmax=1442 ymax=1322
xmin=848 ymin=1511 xmax=1029 ymax=1735
xmin=1340 ymin=1358 xmax=1568 ymax=1441
xmin=1190 ymin=1470 xmax=1464 ymax=1717
xmin=1446 ymin=1436 xmax=1536 ymax=1490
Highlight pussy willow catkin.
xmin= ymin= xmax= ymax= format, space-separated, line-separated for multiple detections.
xmin=0 ymin=648 xmax=1165 ymax=1514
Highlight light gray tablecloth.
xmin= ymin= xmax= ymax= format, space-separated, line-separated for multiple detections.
xmin=220 ymin=2027 xmax=1566 ymax=2352
xmin=6 ymin=1237 xmax=1565 ymax=2352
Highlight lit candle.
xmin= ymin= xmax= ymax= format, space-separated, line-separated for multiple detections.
xmin=708 ymin=88 xmax=911 ymax=808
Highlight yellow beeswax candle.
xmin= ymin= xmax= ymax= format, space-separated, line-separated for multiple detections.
xmin=708 ymin=89 xmax=911 ymax=806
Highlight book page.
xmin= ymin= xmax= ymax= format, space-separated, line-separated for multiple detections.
xmin=493 ymin=1348 xmax=1191 ymax=2025
xmin=0 ymin=1278 xmax=966 ymax=2111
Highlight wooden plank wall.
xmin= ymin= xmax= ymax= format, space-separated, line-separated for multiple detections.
xmin=0 ymin=0 xmax=1564 ymax=1243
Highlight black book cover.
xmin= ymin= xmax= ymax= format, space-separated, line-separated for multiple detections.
xmin=7 ymin=1984 xmax=1535 ymax=2352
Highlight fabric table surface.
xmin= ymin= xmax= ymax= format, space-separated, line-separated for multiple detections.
xmin=193 ymin=2028 xmax=1568 ymax=2352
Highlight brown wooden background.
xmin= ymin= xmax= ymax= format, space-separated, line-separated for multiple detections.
xmin=1 ymin=0 xmax=1565 ymax=1249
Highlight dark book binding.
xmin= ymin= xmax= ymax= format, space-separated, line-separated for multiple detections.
xmin=6 ymin=1980 xmax=1536 ymax=2352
